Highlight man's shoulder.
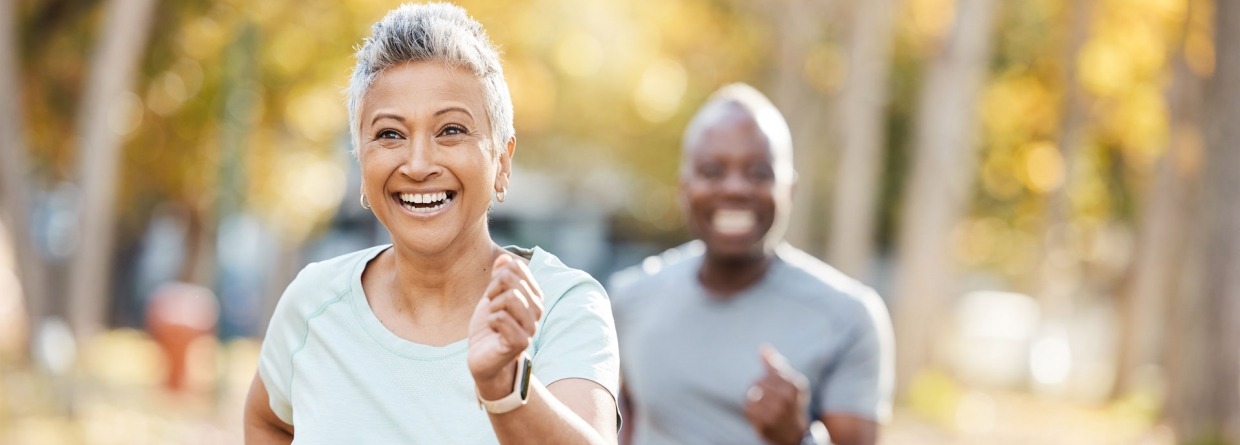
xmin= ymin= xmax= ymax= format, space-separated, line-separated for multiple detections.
xmin=606 ymin=241 xmax=703 ymax=303
xmin=772 ymin=244 xmax=887 ymax=318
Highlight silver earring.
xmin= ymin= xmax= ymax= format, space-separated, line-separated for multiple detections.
xmin=496 ymin=190 xmax=506 ymax=203
xmin=360 ymin=194 xmax=371 ymax=209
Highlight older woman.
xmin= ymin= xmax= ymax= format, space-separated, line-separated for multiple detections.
xmin=243 ymin=3 xmax=620 ymax=444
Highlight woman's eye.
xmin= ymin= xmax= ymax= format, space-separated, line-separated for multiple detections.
xmin=439 ymin=125 xmax=466 ymax=137
xmin=376 ymin=129 xmax=403 ymax=140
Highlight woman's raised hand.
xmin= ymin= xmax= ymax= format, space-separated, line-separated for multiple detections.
xmin=468 ymin=254 xmax=545 ymax=399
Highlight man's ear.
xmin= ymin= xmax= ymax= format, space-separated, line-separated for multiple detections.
xmin=677 ymin=171 xmax=690 ymax=215
xmin=791 ymin=169 xmax=799 ymax=196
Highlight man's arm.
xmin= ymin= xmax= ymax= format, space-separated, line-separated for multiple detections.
xmin=243 ymin=372 xmax=294 ymax=445
xmin=817 ymin=290 xmax=894 ymax=445
xmin=821 ymin=413 xmax=878 ymax=445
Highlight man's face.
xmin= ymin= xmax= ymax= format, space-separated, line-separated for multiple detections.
xmin=680 ymin=107 xmax=793 ymax=262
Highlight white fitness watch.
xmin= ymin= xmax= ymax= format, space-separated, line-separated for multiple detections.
xmin=477 ymin=353 xmax=533 ymax=414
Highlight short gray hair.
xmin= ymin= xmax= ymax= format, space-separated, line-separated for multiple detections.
xmin=680 ymin=83 xmax=794 ymax=180
xmin=347 ymin=2 xmax=514 ymax=154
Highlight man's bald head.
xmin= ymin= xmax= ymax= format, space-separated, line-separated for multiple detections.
xmin=680 ymin=83 xmax=794 ymax=182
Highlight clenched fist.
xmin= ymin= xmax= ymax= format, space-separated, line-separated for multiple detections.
xmin=744 ymin=345 xmax=810 ymax=445
xmin=468 ymin=254 xmax=545 ymax=400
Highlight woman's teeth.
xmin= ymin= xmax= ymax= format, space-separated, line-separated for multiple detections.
xmin=713 ymin=209 xmax=755 ymax=235
xmin=398 ymin=192 xmax=452 ymax=213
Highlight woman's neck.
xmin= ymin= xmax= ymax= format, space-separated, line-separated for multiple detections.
xmin=384 ymin=232 xmax=501 ymax=311
xmin=697 ymin=252 xmax=774 ymax=299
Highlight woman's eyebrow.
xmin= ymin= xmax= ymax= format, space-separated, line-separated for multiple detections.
xmin=370 ymin=112 xmax=406 ymax=126
xmin=434 ymin=106 xmax=473 ymax=119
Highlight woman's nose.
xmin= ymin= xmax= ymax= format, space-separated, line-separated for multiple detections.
xmin=402 ymin=137 xmax=442 ymax=181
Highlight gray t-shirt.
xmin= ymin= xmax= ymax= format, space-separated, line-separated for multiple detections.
xmin=608 ymin=241 xmax=894 ymax=445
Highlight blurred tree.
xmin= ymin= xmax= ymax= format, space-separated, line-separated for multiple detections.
xmin=1112 ymin=2 xmax=1202 ymax=398
xmin=1166 ymin=0 xmax=1240 ymax=441
xmin=828 ymin=0 xmax=898 ymax=281
xmin=892 ymin=0 xmax=1002 ymax=390
xmin=66 ymin=0 xmax=158 ymax=340
xmin=759 ymin=0 xmax=837 ymax=256
xmin=0 ymin=0 xmax=46 ymax=352
xmin=1031 ymin=0 xmax=1094 ymax=327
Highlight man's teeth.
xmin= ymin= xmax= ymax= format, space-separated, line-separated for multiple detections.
xmin=398 ymin=192 xmax=452 ymax=213
xmin=713 ymin=209 xmax=755 ymax=235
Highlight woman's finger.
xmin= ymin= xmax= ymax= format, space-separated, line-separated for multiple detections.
xmin=492 ymin=253 xmax=513 ymax=271
xmin=516 ymin=278 xmax=543 ymax=321
xmin=487 ymin=311 xmax=531 ymax=352
xmin=489 ymin=289 xmax=538 ymax=336
xmin=510 ymin=259 xmax=544 ymax=299
xmin=504 ymin=260 xmax=544 ymax=323
xmin=485 ymin=266 xmax=517 ymax=300
xmin=488 ymin=275 xmax=530 ymax=312
xmin=489 ymin=260 xmax=544 ymax=319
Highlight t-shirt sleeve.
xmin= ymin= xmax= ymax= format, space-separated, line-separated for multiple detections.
xmin=819 ymin=290 xmax=895 ymax=422
xmin=532 ymin=279 xmax=622 ymax=400
xmin=257 ymin=264 xmax=320 ymax=425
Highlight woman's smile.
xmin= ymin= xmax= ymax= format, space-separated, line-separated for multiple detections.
xmin=392 ymin=190 xmax=457 ymax=216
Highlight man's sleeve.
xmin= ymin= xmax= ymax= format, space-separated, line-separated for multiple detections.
xmin=818 ymin=290 xmax=895 ymax=422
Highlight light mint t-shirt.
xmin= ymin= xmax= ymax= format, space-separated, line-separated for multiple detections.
xmin=258 ymin=245 xmax=620 ymax=444
xmin=609 ymin=241 xmax=895 ymax=445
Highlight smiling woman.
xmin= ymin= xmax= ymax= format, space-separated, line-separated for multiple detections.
xmin=359 ymin=61 xmax=502 ymax=256
xmin=243 ymin=3 xmax=620 ymax=445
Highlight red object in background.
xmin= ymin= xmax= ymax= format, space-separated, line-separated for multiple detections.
xmin=145 ymin=282 xmax=219 ymax=391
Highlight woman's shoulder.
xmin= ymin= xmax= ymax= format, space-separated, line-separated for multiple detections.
xmin=518 ymin=246 xmax=605 ymax=303
xmin=275 ymin=245 xmax=389 ymax=314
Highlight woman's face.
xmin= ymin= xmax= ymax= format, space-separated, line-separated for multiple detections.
xmin=357 ymin=60 xmax=511 ymax=255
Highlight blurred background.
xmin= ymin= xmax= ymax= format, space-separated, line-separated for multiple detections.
xmin=0 ymin=0 xmax=1237 ymax=443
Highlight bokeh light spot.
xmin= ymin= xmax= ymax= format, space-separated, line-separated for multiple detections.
xmin=1022 ymin=141 xmax=1064 ymax=194
xmin=633 ymin=58 xmax=687 ymax=123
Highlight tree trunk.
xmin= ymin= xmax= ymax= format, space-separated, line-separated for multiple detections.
xmin=0 ymin=0 xmax=48 ymax=352
xmin=891 ymin=0 xmax=1001 ymax=391
xmin=1166 ymin=0 xmax=1240 ymax=441
xmin=66 ymin=0 xmax=158 ymax=340
xmin=769 ymin=0 xmax=837 ymax=257
xmin=826 ymin=0 xmax=897 ymax=282
xmin=1031 ymin=0 xmax=1093 ymax=324
xmin=1112 ymin=46 xmax=1201 ymax=397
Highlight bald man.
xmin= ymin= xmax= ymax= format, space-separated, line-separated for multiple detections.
xmin=608 ymin=84 xmax=895 ymax=445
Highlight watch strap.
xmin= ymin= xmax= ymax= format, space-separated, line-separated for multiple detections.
xmin=477 ymin=354 xmax=533 ymax=414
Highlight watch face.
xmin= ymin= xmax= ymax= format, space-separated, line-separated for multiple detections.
xmin=519 ymin=357 xmax=533 ymax=400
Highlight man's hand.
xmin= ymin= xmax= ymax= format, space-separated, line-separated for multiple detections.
xmin=743 ymin=345 xmax=810 ymax=445
xmin=468 ymin=254 xmax=545 ymax=400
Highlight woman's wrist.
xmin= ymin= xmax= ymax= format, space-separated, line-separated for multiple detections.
xmin=474 ymin=360 xmax=518 ymax=400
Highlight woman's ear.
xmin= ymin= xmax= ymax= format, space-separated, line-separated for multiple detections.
xmin=495 ymin=137 xmax=516 ymax=192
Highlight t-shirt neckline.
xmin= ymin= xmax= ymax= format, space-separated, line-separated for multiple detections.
xmin=691 ymin=253 xmax=788 ymax=305
xmin=347 ymin=244 xmax=544 ymax=360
